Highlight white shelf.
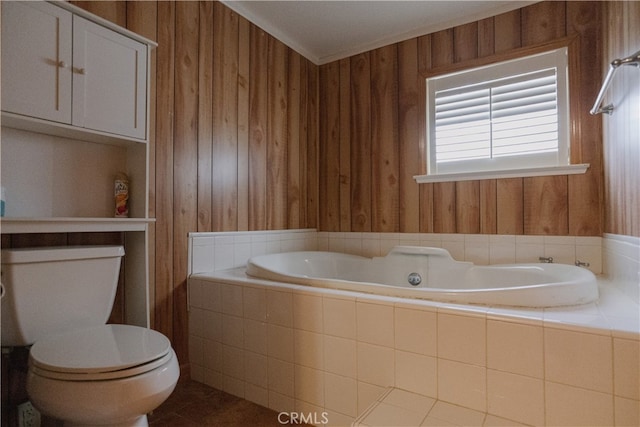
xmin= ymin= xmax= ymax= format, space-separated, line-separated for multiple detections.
xmin=0 ymin=217 xmax=155 ymax=234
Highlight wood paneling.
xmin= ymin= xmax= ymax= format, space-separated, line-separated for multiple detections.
xmin=603 ymin=1 xmax=640 ymax=237
xmin=319 ymin=61 xmax=340 ymax=231
xmin=370 ymin=45 xmax=399 ymax=232
xmin=398 ymin=39 xmax=420 ymax=233
xmin=318 ymin=1 xmax=605 ymax=237
xmin=72 ymin=1 xmax=320 ymax=373
xmin=349 ymin=53 xmax=372 ymax=232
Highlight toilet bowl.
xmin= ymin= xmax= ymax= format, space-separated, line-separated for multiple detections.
xmin=1 ymin=246 xmax=179 ymax=426
xmin=27 ymin=325 xmax=179 ymax=426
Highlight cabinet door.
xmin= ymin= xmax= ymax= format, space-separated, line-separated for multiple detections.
xmin=72 ymin=16 xmax=147 ymax=140
xmin=1 ymin=1 xmax=72 ymax=123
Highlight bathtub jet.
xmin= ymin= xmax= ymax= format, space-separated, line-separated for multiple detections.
xmin=246 ymin=246 xmax=599 ymax=308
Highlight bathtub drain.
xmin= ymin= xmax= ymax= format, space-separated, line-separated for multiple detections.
xmin=407 ymin=272 xmax=422 ymax=286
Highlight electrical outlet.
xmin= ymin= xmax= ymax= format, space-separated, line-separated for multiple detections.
xmin=17 ymin=401 xmax=41 ymax=427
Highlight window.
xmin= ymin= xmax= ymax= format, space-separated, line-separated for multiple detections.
xmin=418 ymin=47 xmax=588 ymax=183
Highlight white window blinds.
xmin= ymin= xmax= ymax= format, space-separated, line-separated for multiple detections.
xmin=427 ymin=48 xmax=569 ymax=176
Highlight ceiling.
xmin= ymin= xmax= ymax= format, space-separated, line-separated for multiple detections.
xmin=221 ymin=1 xmax=538 ymax=65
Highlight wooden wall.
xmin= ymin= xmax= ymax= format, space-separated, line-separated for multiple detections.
xmin=603 ymin=1 xmax=640 ymax=238
xmin=318 ymin=1 xmax=604 ymax=236
xmin=71 ymin=1 xmax=319 ymax=370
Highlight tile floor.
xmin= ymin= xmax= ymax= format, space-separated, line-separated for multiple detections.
xmin=152 ymin=381 xmax=530 ymax=427
xmin=353 ymin=388 xmax=528 ymax=427
xmin=148 ymin=380 xmax=307 ymax=426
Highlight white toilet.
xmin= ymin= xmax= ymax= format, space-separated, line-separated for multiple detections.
xmin=1 ymin=245 xmax=179 ymax=426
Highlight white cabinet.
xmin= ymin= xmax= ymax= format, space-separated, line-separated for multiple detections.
xmin=1 ymin=1 xmax=72 ymax=124
xmin=72 ymin=15 xmax=147 ymax=139
xmin=1 ymin=1 xmax=151 ymax=142
xmin=0 ymin=1 xmax=156 ymax=328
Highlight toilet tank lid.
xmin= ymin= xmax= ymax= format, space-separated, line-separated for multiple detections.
xmin=1 ymin=245 xmax=125 ymax=264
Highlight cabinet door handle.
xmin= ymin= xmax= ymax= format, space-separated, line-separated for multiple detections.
xmin=75 ymin=67 xmax=86 ymax=75
xmin=57 ymin=60 xmax=67 ymax=68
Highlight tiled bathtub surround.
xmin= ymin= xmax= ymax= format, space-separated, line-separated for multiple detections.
xmin=187 ymin=230 xmax=639 ymax=426
xmin=189 ymin=229 xmax=318 ymax=275
xmin=189 ymin=230 xmax=603 ymax=275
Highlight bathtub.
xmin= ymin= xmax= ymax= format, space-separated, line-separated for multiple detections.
xmin=246 ymin=246 xmax=598 ymax=307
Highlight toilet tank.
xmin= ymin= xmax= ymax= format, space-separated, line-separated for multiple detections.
xmin=1 ymin=245 xmax=125 ymax=347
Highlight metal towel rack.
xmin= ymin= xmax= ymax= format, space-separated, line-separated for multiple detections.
xmin=590 ymin=49 xmax=640 ymax=115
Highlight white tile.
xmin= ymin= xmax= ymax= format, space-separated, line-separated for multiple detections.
xmin=203 ymin=311 xmax=224 ymax=342
xmin=487 ymin=319 xmax=543 ymax=378
xmin=545 ymin=381 xmax=614 ymax=426
xmin=294 ymin=400 xmax=331 ymax=425
xmin=293 ymin=293 xmax=323 ymax=333
xmin=357 ymin=382 xmax=387 ymax=415
xmin=267 ymin=289 xmax=293 ymax=327
xmin=465 ymin=235 xmax=489 ymax=265
xmin=188 ymin=280 xmax=204 ymax=309
xmin=221 ymin=314 xmax=244 ymax=348
xmin=482 ymin=414 xmax=527 ymax=426
xmin=268 ymin=390 xmax=295 ymax=413
xmin=576 ymin=242 xmax=602 ymax=274
xmin=344 ymin=237 xmax=363 ymax=255
xmin=267 ymin=358 xmax=294 ymax=397
xmin=438 ymin=313 xmax=486 ymax=366
xmin=614 ymin=337 xmax=640 ymax=400
xmin=324 ymin=335 xmax=357 ymax=378
xmin=357 ymin=301 xmax=395 ymax=347
xmin=222 ymin=375 xmax=245 ymax=398
xmin=221 ymin=283 xmax=243 ymax=316
xmin=382 ymin=388 xmax=435 ymax=413
xmin=202 ymin=310 xmax=222 ymax=342
xmin=222 ymin=344 xmax=244 ymax=379
xmin=203 ymin=368 xmax=224 ymax=391
xmin=437 ymin=359 xmax=486 ymax=412
xmin=362 ymin=402 xmax=427 ymax=426
xmin=427 ymin=400 xmax=485 ymax=426
xmin=243 ymin=319 xmax=267 ymax=355
xmin=189 ymin=307 xmax=206 ymax=338
xmin=234 ymin=242 xmax=252 ymax=268
xmin=394 ymin=307 xmax=437 ymax=356
xmin=324 ymin=372 xmax=358 ymax=417
xmin=203 ymin=339 xmax=223 ymax=372
xmin=380 ymin=236 xmax=400 ymax=256
xmin=243 ymin=286 xmax=267 ymax=322
xmin=544 ymin=242 xmax=576 ymax=266
xmin=394 ymin=350 xmax=437 ymax=397
xmin=489 ymin=235 xmax=516 ymax=264
xmin=201 ymin=280 xmax=222 ymax=312
xmin=361 ymin=238 xmax=382 ymax=257
xmin=189 ymin=335 xmax=204 ymax=367
xmin=192 ymin=246 xmax=216 ymax=274
xmin=214 ymin=243 xmax=235 ymax=270
xmin=324 ymin=410 xmax=354 ymax=427
xmin=294 ymin=329 xmax=324 ymax=369
xmin=267 ymin=324 xmax=294 ymax=362
xmin=244 ymin=383 xmax=269 ymax=408
xmin=442 ymin=240 xmax=465 ymax=261
xmin=614 ymin=396 xmax=640 ymax=427
xmin=487 ymin=369 xmax=544 ymax=426
xmin=357 ymin=342 xmax=395 ymax=387
xmin=244 ymin=351 xmax=267 ymax=387
xmin=515 ymin=241 xmax=545 ymax=263
xmin=323 ymin=296 xmax=357 ymax=339
xmin=295 ymin=365 xmax=325 ymax=406
xmin=545 ymin=328 xmax=613 ymax=393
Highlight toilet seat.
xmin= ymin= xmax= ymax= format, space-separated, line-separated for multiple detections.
xmin=29 ymin=324 xmax=172 ymax=381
